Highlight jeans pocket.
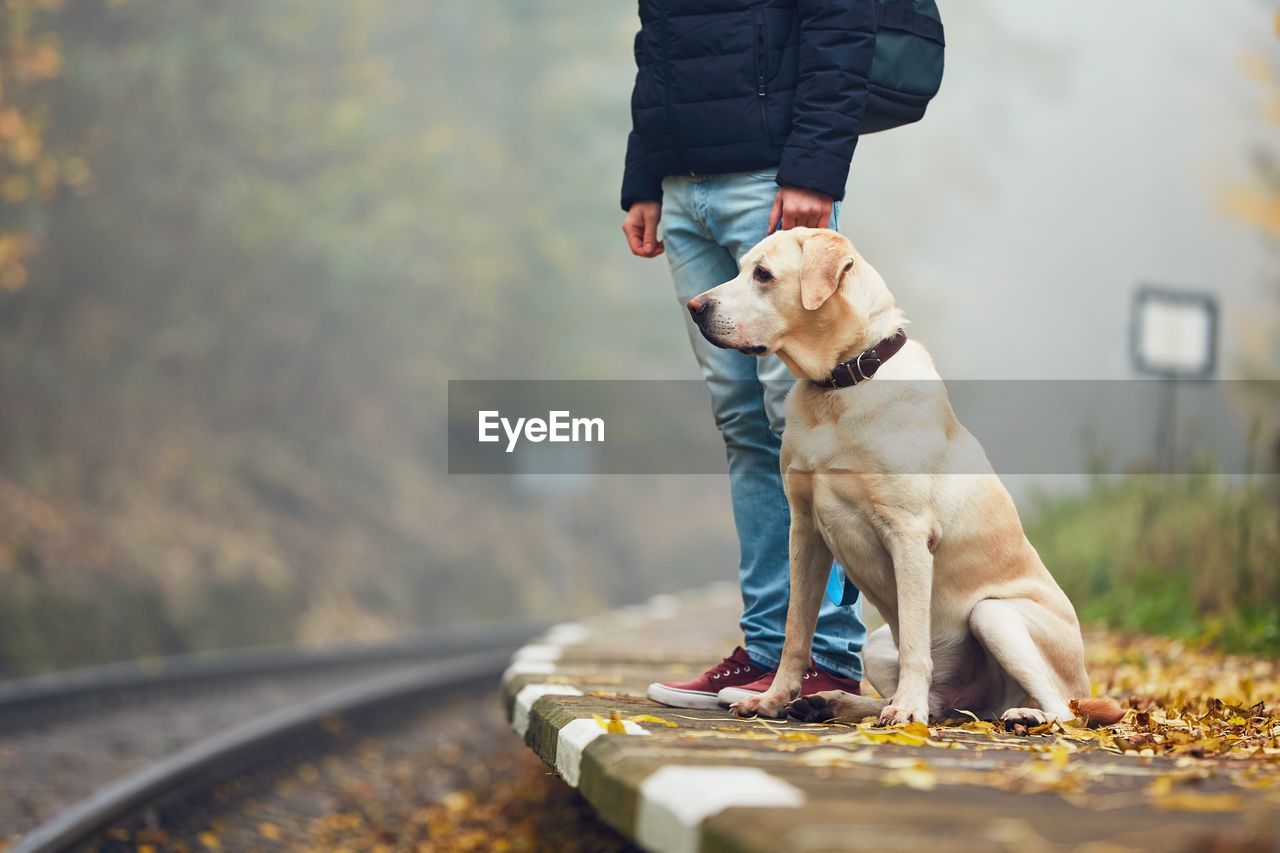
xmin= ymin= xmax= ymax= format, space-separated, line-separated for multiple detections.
xmin=744 ymin=169 xmax=778 ymax=182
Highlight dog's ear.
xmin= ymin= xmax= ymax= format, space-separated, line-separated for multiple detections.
xmin=799 ymin=232 xmax=855 ymax=311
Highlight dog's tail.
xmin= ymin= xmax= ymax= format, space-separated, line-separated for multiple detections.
xmin=1070 ymin=696 xmax=1125 ymax=728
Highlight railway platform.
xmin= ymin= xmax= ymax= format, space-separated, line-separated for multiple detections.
xmin=504 ymin=586 xmax=1279 ymax=853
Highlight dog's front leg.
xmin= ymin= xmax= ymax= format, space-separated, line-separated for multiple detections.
xmin=879 ymin=529 xmax=934 ymax=725
xmin=732 ymin=490 xmax=831 ymax=719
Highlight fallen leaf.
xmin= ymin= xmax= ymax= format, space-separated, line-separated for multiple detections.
xmin=1150 ymin=792 xmax=1245 ymax=812
xmin=594 ymin=711 xmax=627 ymax=734
xmin=902 ymin=720 xmax=932 ymax=740
xmin=798 ymin=747 xmax=874 ymax=767
xmin=777 ymin=731 xmax=820 ymax=743
xmin=883 ymin=761 xmax=937 ymax=791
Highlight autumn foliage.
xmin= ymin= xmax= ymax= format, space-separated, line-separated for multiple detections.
xmin=0 ymin=0 xmax=95 ymax=290
xmin=0 ymin=1 xmax=725 ymax=674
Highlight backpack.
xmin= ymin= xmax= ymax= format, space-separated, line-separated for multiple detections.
xmin=862 ymin=0 xmax=946 ymax=133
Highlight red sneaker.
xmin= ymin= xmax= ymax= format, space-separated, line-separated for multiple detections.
xmin=647 ymin=647 xmax=769 ymax=710
xmin=716 ymin=661 xmax=861 ymax=707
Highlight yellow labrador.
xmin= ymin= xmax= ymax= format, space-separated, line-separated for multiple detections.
xmin=686 ymin=228 xmax=1121 ymax=728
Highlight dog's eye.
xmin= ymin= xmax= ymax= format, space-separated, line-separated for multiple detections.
xmin=753 ymin=265 xmax=774 ymax=284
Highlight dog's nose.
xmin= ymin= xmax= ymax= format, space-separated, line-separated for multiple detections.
xmin=688 ymin=296 xmax=708 ymax=319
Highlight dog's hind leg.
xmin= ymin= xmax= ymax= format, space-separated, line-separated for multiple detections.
xmin=788 ymin=624 xmax=898 ymax=723
xmin=862 ymin=623 xmax=900 ymax=700
xmin=788 ymin=690 xmax=889 ymax=723
xmin=967 ymin=598 xmax=1074 ymax=723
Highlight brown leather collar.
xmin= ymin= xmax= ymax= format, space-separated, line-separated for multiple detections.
xmin=814 ymin=330 xmax=908 ymax=389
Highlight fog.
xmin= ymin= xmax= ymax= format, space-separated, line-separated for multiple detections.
xmin=1 ymin=1 xmax=1274 ymax=671
xmin=624 ymin=2 xmax=1276 ymax=384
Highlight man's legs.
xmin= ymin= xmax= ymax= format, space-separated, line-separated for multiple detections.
xmin=661 ymin=172 xmax=865 ymax=680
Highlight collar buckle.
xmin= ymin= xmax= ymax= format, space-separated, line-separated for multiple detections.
xmin=854 ymin=352 xmax=873 ymax=381
xmin=816 ymin=330 xmax=907 ymax=391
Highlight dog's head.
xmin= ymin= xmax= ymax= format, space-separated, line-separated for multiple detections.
xmin=687 ymin=228 xmax=899 ymax=379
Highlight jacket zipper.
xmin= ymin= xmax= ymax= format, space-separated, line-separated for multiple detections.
xmin=755 ymin=11 xmax=772 ymax=145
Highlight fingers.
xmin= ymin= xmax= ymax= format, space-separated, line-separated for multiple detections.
xmin=623 ymin=206 xmax=663 ymax=258
xmin=769 ymin=191 xmax=783 ymax=234
xmin=780 ymin=207 xmax=798 ymax=232
xmin=775 ymin=201 xmax=823 ymax=229
xmin=791 ymin=204 xmax=823 ymax=229
xmin=622 ymin=220 xmax=644 ymax=256
xmin=642 ymin=210 xmax=664 ymax=257
xmin=773 ymin=189 xmax=834 ymax=231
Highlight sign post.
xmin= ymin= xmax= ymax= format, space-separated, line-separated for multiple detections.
xmin=1129 ymin=286 xmax=1219 ymax=472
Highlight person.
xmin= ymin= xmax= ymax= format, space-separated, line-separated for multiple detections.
xmin=621 ymin=0 xmax=877 ymax=709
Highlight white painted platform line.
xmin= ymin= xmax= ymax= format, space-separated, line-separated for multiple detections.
xmin=502 ymin=659 xmax=557 ymax=685
xmin=635 ymin=766 xmax=806 ymax=853
xmin=555 ymin=717 xmax=651 ymax=788
xmin=544 ymin=622 xmax=591 ymax=646
xmin=511 ymin=683 xmax=583 ymax=738
xmin=514 ymin=643 xmax=564 ymax=662
xmin=503 ymin=630 xmax=577 ymax=686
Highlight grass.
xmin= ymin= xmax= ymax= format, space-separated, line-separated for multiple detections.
xmin=1027 ymin=473 xmax=1280 ymax=655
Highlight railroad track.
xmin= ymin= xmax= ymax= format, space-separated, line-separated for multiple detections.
xmin=1 ymin=621 xmax=542 ymax=852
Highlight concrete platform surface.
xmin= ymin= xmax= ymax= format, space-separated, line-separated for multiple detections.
xmin=501 ymin=586 xmax=1279 ymax=853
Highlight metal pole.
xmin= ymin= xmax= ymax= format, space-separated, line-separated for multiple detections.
xmin=1156 ymin=380 xmax=1177 ymax=473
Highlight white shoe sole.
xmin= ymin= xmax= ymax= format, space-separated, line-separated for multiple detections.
xmin=646 ymin=682 xmax=722 ymax=710
xmin=716 ymin=686 xmax=763 ymax=707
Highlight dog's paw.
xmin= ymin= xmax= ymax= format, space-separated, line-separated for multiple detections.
xmin=731 ymin=691 xmax=788 ymax=719
xmin=877 ymin=702 xmax=928 ymax=727
xmin=786 ymin=692 xmax=841 ymax=723
xmin=1000 ymin=707 xmax=1048 ymax=732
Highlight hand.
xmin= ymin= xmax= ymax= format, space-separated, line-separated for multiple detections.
xmin=622 ymin=201 xmax=664 ymax=258
xmin=770 ymin=186 xmax=834 ymax=232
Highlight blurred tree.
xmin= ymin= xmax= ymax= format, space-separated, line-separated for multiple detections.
xmin=1224 ymin=6 xmax=1280 ymax=472
xmin=0 ymin=0 xmax=90 ymax=290
xmin=0 ymin=0 xmax=703 ymax=671
xmin=1228 ymin=10 xmax=1280 ymax=243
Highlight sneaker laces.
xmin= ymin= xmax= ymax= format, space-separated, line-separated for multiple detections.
xmin=707 ymin=654 xmax=754 ymax=681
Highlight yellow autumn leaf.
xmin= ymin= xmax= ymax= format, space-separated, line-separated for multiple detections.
xmin=778 ymin=730 xmax=820 ymax=742
xmin=628 ymin=714 xmax=678 ymax=728
xmin=798 ymin=747 xmax=873 ymax=767
xmin=595 ymin=711 xmax=627 ymax=734
xmin=901 ymin=720 xmax=931 ymax=740
xmin=860 ymin=727 xmax=928 ymax=747
xmin=961 ymin=720 xmax=996 ymax=735
xmin=1150 ymin=792 xmax=1245 ymax=813
xmin=882 ymin=761 xmax=937 ymax=791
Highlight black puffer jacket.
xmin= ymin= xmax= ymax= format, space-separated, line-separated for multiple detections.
xmin=621 ymin=0 xmax=876 ymax=210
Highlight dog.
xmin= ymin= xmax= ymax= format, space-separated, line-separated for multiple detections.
xmin=686 ymin=228 xmax=1122 ymax=729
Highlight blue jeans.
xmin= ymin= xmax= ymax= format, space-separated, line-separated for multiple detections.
xmin=660 ymin=169 xmax=866 ymax=680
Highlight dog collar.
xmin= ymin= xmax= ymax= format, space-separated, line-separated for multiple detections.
xmin=814 ymin=330 xmax=908 ymax=389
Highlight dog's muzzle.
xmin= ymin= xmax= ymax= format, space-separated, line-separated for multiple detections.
xmin=687 ymin=296 xmax=760 ymax=352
